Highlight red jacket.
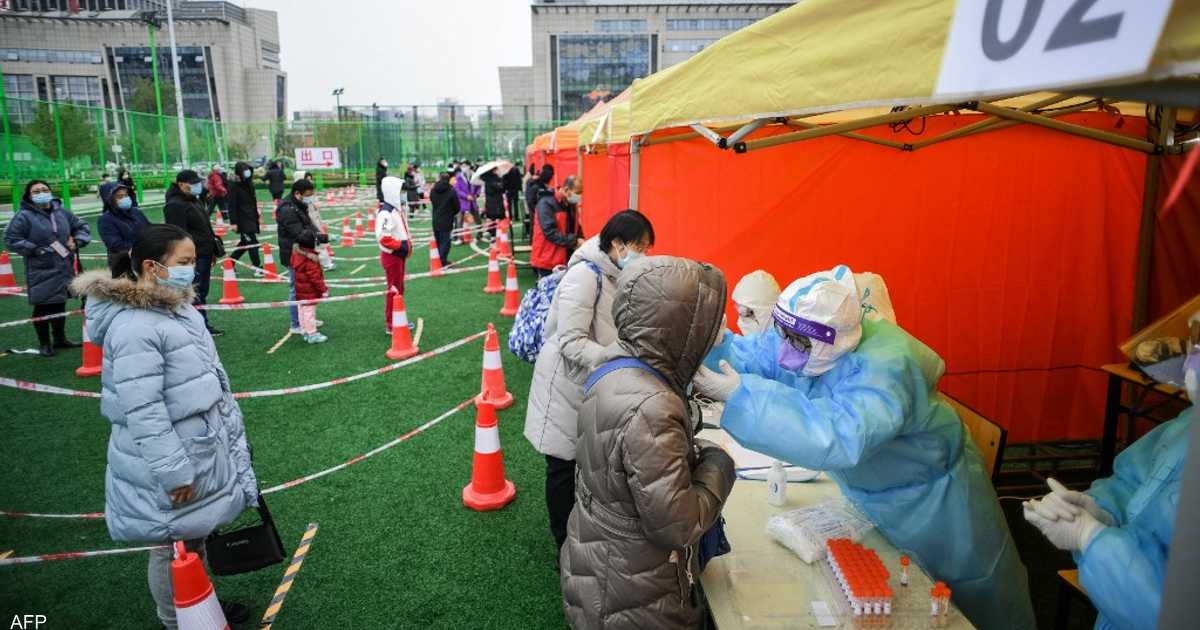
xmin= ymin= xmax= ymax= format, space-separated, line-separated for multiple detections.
xmin=207 ymin=171 xmax=227 ymax=198
xmin=290 ymin=248 xmax=327 ymax=300
xmin=531 ymin=192 xmax=579 ymax=270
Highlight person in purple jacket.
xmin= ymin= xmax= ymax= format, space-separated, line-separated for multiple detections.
xmin=454 ymin=165 xmax=480 ymax=243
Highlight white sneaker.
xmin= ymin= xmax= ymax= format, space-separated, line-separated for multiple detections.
xmin=289 ymin=326 xmax=304 ymax=335
xmin=322 ymin=264 xmax=336 ymax=271
xmin=315 ymin=319 xmax=325 ymax=327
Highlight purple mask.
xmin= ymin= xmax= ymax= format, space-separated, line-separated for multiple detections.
xmin=778 ymin=342 xmax=810 ymax=372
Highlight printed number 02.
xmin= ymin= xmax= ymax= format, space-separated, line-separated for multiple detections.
xmin=981 ymin=0 xmax=1125 ymax=62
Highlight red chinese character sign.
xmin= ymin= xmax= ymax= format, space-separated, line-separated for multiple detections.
xmin=295 ymin=147 xmax=342 ymax=170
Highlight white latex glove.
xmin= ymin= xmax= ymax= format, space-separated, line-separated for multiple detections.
xmin=1023 ymin=499 xmax=1105 ymax=552
xmin=1043 ymin=478 xmax=1116 ymax=526
xmin=693 ymin=360 xmax=741 ymax=401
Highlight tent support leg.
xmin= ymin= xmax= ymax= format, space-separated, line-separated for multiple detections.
xmin=974 ymin=101 xmax=1157 ymax=153
xmin=1132 ymin=107 xmax=1177 ymax=331
xmin=629 ymin=139 xmax=641 ymax=211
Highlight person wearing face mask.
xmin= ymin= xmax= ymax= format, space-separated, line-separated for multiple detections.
xmin=524 ymin=210 xmax=655 ymax=558
xmin=732 ymin=270 xmax=780 ymax=336
xmin=276 ymin=179 xmax=329 ymax=336
xmin=1022 ymin=339 xmax=1196 ymax=630
xmin=429 ymin=169 xmax=459 ymax=266
xmin=163 ymin=170 xmax=224 ymax=337
xmin=97 ymin=184 xmax=150 ymax=272
xmin=263 ymin=161 xmax=286 ymax=206
xmin=454 ymin=162 xmax=481 ymax=236
xmin=376 ymin=175 xmax=413 ymax=335
xmin=692 ymin=265 xmax=1035 ymax=630
xmin=531 ymin=175 xmax=585 ymax=278
xmin=4 ymin=180 xmax=92 ymax=357
xmin=71 ymin=224 xmax=257 ymax=630
xmin=227 ymin=161 xmax=263 ymax=273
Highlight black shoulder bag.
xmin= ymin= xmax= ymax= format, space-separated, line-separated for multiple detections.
xmin=205 ymin=494 xmax=285 ymax=575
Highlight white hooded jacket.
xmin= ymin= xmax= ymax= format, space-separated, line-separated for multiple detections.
xmin=377 ymin=176 xmax=411 ymax=254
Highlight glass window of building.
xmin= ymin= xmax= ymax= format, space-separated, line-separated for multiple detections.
xmin=556 ymin=34 xmax=650 ymax=121
xmin=0 ymin=48 xmax=103 ymax=64
xmin=666 ymin=18 xmax=757 ymax=31
xmin=3 ymin=74 xmax=37 ymax=124
xmin=51 ymin=75 xmax=104 ymax=109
xmin=595 ymin=19 xmax=647 ymax=33
xmin=113 ymin=46 xmax=213 ymax=119
xmin=665 ymin=38 xmax=718 ymax=53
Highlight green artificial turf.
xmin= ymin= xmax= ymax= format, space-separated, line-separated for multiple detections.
xmin=0 ymin=192 xmax=563 ymax=629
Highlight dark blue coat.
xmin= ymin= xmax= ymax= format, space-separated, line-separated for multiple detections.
xmin=3 ymin=199 xmax=91 ymax=304
xmin=97 ymin=204 xmax=150 ymax=255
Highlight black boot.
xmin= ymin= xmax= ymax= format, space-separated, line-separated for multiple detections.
xmin=53 ymin=338 xmax=81 ymax=349
xmin=219 ymin=600 xmax=250 ymax=624
xmin=38 ymin=345 xmax=55 ymax=358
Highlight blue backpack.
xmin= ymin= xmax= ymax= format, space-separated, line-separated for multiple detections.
xmin=508 ymin=261 xmax=602 ymax=363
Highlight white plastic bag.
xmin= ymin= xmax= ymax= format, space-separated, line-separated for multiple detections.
xmin=765 ymin=499 xmax=875 ymax=564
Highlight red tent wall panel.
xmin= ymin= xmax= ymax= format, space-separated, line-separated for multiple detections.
xmin=552 ymin=150 xmax=579 ymax=188
xmin=608 ymin=143 xmax=632 ymax=215
xmin=581 ymin=151 xmax=610 ymax=237
xmin=638 ymin=112 xmax=1150 ymax=442
xmin=1150 ymin=153 xmax=1200 ymax=320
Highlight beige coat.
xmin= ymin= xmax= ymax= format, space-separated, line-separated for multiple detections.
xmin=561 ymin=256 xmax=737 ymax=630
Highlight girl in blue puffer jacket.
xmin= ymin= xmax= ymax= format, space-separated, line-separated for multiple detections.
xmin=71 ymin=224 xmax=257 ymax=629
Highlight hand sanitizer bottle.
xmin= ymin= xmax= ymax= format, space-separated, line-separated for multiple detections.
xmin=767 ymin=460 xmax=787 ymax=507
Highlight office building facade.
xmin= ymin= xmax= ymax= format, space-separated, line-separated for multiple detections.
xmin=504 ymin=0 xmax=794 ymax=122
xmin=0 ymin=0 xmax=285 ymax=129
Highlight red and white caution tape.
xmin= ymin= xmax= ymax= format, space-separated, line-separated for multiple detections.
xmin=0 ymin=309 xmax=83 ymax=329
xmin=0 ymin=377 xmax=101 ymax=398
xmin=323 ymin=262 xmax=489 ymax=289
xmin=469 ymin=238 xmax=530 ymax=265
xmin=0 ymin=509 xmax=104 ymax=520
xmin=231 ymin=330 xmax=485 ymax=399
xmin=261 ymin=397 xmax=474 ymax=494
xmin=0 ymin=543 xmax=168 ymax=567
xmin=197 ymin=289 xmax=388 ymax=311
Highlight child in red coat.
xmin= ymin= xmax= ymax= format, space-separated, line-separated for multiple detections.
xmin=291 ymin=235 xmax=328 ymax=344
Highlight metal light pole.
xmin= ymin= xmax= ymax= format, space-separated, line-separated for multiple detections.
xmin=165 ymin=1 xmax=189 ymax=167
xmin=332 ymin=88 xmax=344 ymax=122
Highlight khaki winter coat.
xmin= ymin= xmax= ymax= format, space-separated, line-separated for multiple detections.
xmin=561 ymin=256 xmax=737 ymax=630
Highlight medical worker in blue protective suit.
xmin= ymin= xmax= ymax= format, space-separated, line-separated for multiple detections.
xmin=1024 ymin=341 xmax=1197 ymax=630
xmin=693 ymin=265 xmax=1035 ymax=630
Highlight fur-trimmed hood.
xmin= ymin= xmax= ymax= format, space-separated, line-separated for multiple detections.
xmin=72 ymin=270 xmax=195 ymax=348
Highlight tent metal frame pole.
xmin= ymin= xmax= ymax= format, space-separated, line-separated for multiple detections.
xmin=725 ymin=118 xmax=769 ymax=146
xmin=738 ymin=104 xmax=960 ymax=153
xmin=629 ymin=139 xmax=641 ymax=210
xmin=973 ymin=101 xmax=1156 ymax=154
xmin=782 ymin=119 xmax=908 ymax=150
xmin=689 ymin=123 xmax=725 ymax=147
xmin=1132 ymin=106 xmax=1177 ymax=331
xmin=908 ymin=94 xmax=1077 ymax=150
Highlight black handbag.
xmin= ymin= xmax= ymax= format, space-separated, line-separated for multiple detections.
xmin=205 ymin=494 xmax=285 ymax=575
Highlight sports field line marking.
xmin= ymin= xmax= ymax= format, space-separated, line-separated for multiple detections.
xmin=349 ymin=263 xmax=365 ymax=276
xmin=259 ymin=522 xmax=319 ymax=630
xmin=267 ymin=331 xmax=292 ymax=354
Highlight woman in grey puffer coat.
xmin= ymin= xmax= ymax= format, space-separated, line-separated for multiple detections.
xmin=71 ymin=224 xmax=257 ymax=629
xmin=561 ymin=256 xmax=736 ymax=630
xmin=524 ymin=211 xmax=656 ymax=556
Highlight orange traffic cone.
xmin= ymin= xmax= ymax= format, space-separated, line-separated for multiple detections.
xmin=385 ymin=294 xmax=419 ymax=360
xmin=476 ymin=323 xmax=514 ymax=409
xmin=462 ymin=400 xmax=516 ymax=511
xmin=75 ymin=318 xmax=102 ymax=378
xmin=462 ymin=215 xmax=474 ymax=245
xmin=354 ymin=212 xmax=365 ymax=239
xmin=218 ymin=258 xmax=244 ymax=305
xmin=483 ymin=243 xmax=502 ymax=293
xmin=340 ymin=217 xmax=354 ymax=247
xmin=0 ymin=251 xmax=18 ymax=296
xmin=497 ymin=219 xmax=512 ymax=259
xmin=213 ymin=212 xmax=227 ymax=238
xmin=171 ymin=541 xmax=228 ymax=630
xmin=499 ymin=260 xmax=520 ymax=317
xmin=261 ymin=243 xmax=281 ymax=281
xmin=428 ymin=237 xmax=443 ymax=277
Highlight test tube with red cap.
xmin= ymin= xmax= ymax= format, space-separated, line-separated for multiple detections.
xmin=899 ymin=555 xmax=910 ymax=586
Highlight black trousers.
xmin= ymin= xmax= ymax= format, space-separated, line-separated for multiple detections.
xmin=230 ymin=232 xmax=261 ymax=267
xmin=505 ymin=191 xmax=520 ymax=223
xmin=194 ymin=254 xmax=212 ymax=325
xmin=434 ymin=229 xmax=452 ymax=265
xmin=545 ymin=454 xmax=576 ymax=552
xmin=32 ymin=302 xmax=67 ymax=346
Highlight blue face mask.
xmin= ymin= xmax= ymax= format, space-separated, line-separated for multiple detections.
xmin=31 ymin=192 xmax=53 ymax=206
xmin=243 ymin=169 xmax=252 ymax=179
xmin=777 ymin=340 xmax=810 ymax=373
xmin=116 ymin=197 xmax=133 ymax=210
xmin=617 ymin=249 xmax=642 ymax=270
xmin=154 ymin=261 xmax=195 ymax=291
xmin=189 ymin=182 xmax=203 ymax=196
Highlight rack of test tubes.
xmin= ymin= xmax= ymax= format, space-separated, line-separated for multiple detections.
xmin=815 ymin=539 xmax=959 ymax=628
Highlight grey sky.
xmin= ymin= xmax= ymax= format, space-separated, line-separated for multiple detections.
xmin=242 ymin=0 xmax=532 ymax=115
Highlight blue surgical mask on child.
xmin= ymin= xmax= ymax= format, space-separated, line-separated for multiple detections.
xmin=154 ymin=261 xmax=195 ymax=291
xmin=617 ymin=248 xmax=643 ymax=270
xmin=116 ymin=197 xmax=133 ymax=210
xmin=190 ymin=182 xmax=203 ymax=196
xmin=777 ymin=341 xmax=810 ymax=372
xmin=31 ymin=192 xmax=53 ymax=206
